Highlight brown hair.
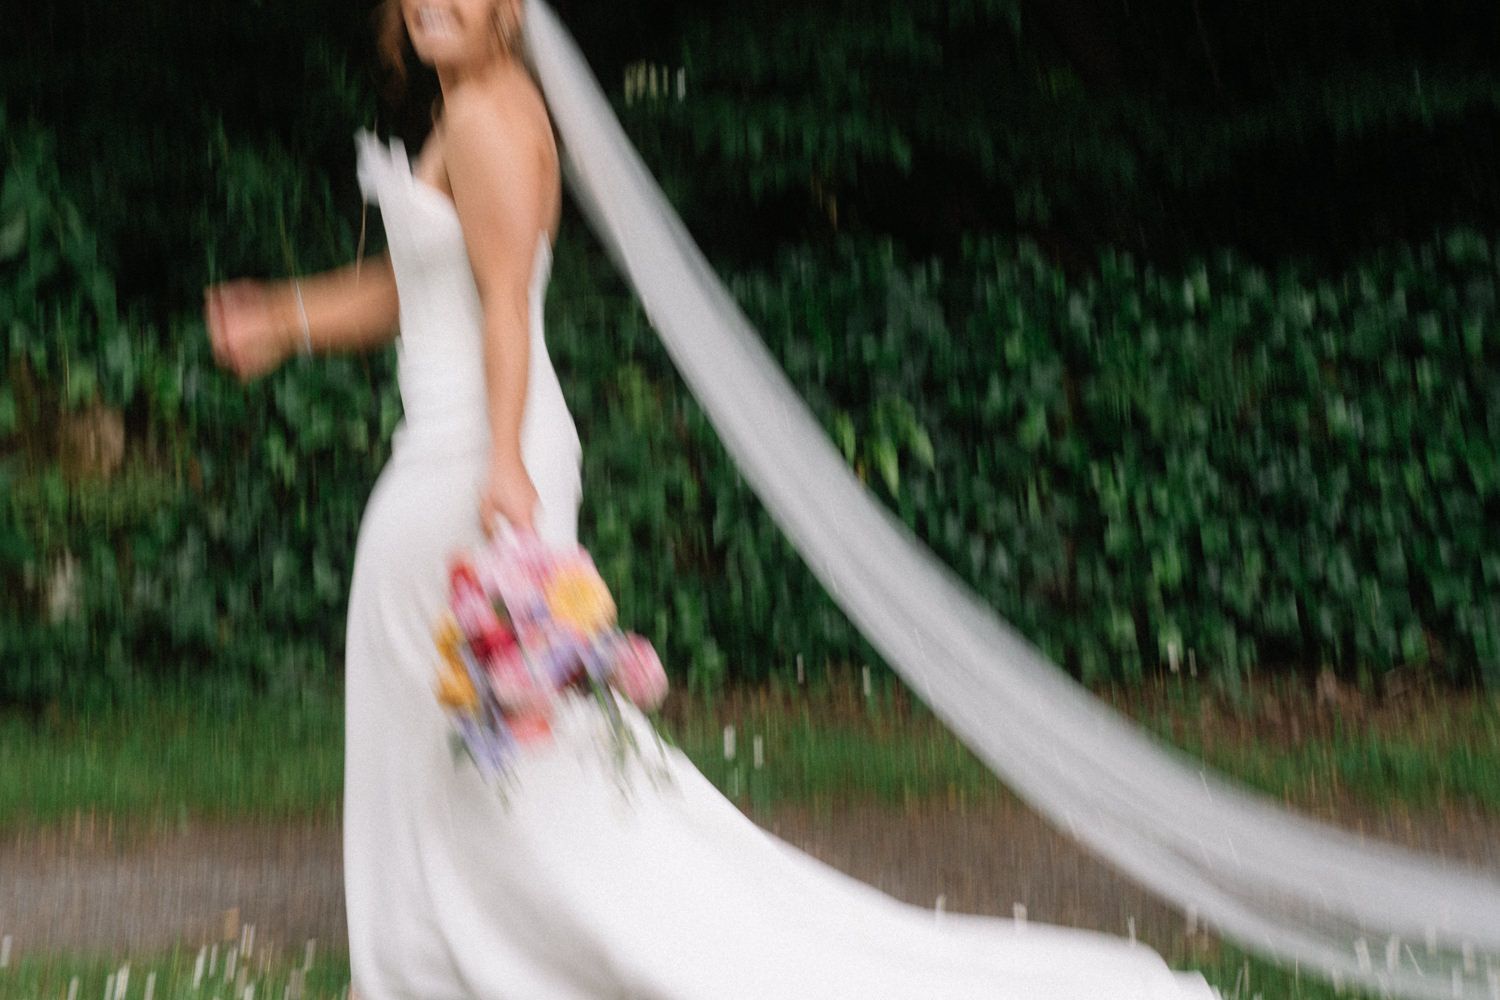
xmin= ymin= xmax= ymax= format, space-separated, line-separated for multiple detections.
xmin=373 ymin=0 xmax=541 ymax=119
xmin=374 ymin=0 xmax=417 ymax=109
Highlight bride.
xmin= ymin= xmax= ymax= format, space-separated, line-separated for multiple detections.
xmin=204 ymin=0 xmax=1220 ymax=996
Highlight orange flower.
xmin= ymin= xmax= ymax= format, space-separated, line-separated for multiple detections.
xmin=543 ymin=565 xmax=616 ymax=634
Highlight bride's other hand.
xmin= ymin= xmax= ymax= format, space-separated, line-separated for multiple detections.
xmin=204 ymin=278 xmax=294 ymax=381
xmin=480 ymin=458 xmax=540 ymax=537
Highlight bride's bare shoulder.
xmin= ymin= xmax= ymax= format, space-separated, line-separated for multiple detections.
xmin=442 ymin=71 xmax=549 ymax=151
xmin=436 ymin=72 xmax=560 ymax=240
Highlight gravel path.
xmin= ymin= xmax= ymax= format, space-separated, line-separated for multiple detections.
xmin=3 ymin=796 xmax=1495 ymax=967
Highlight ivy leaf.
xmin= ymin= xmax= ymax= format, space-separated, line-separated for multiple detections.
xmin=872 ymin=436 xmax=900 ymax=495
xmin=909 ymin=425 xmax=935 ymax=468
xmin=0 ymin=209 xmax=25 ymax=261
xmin=832 ymin=410 xmax=856 ymax=462
xmin=1017 ymin=402 xmax=1048 ymax=451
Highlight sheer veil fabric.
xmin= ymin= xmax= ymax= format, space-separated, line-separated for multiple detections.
xmin=517 ymin=3 xmax=1500 ymax=998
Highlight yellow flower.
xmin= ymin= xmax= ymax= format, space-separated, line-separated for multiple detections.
xmin=439 ymin=649 xmax=469 ymax=685
xmin=434 ymin=613 xmax=464 ymax=658
xmin=435 ymin=667 xmax=479 ymax=711
xmin=544 ymin=565 xmax=616 ymax=634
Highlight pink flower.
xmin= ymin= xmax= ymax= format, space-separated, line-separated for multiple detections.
xmin=611 ymin=632 xmax=668 ymax=711
xmin=508 ymin=710 xmax=553 ymax=746
xmin=486 ymin=649 xmax=547 ymax=712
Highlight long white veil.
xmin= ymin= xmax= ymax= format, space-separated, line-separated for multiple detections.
xmin=518 ymin=3 xmax=1500 ymax=997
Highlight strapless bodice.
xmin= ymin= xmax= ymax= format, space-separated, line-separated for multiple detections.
xmin=353 ymin=128 xmax=580 ymax=468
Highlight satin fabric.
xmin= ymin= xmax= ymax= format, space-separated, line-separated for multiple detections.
xmin=340 ymin=128 xmax=1219 ymax=1000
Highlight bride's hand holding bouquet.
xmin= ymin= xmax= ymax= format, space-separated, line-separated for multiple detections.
xmin=480 ymin=455 xmax=541 ymax=537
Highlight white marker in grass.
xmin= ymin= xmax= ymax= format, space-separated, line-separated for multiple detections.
xmin=103 ymin=972 xmax=114 ymax=1000
xmin=225 ymin=945 xmax=237 ymax=982
xmin=0 ymin=933 xmax=10 ymax=968
xmin=143 ymin=971 xmax=156 ymax=1000
xmin=194 ymin=947 xmax=207 ymax=988
xmin=209 ymin=944 xmax=219 ymax=976
xmin=796 ymin=653 xmax=804 ymax=685
xmin=303 ymin=939 xmax=316 ymax=973
xmin=726 ymin=726 xmax=739 ymax=796
xmin=752 ymin=734 xmax=763 ymax=769
xmin=862 ymin=664 xmax=871 ymax=698
xmin=68 ymin=976 xmax=79 ymax=1000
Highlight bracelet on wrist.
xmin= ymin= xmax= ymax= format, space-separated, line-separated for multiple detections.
xmin=293 ymin=279 xmax=313 ymax=357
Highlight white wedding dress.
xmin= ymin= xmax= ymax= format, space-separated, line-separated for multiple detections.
xmin=342 ymin=127 xmax=1221 ymax=1000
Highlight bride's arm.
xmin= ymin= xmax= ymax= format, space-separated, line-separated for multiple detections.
xmin=276 ymin=252 xmax=402 ymax=355
xmin=444 ymin=94 xmax=548 ymax=474
xmin=442 ymin=89 xmax=551 ymax=535
xmin=205 ymin=251 xmax=401 ymax=381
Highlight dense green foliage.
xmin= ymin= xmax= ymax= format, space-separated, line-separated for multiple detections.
xmin=4 ymin=0 xmax=1500 ymax=703
xmin=1 ymin=109 xmax=394 ymax=704
xmin=4 ymin=0 xmax=1500 ymax=284
xmin=632 ymin=0 xmax=1500 ymax=267
xmin=686 ymin=230 xmax=1500 ymax=693
xmin=4 ymin=102 xmax=1499 ymax=704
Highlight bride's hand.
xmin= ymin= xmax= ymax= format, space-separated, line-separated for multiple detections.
xmin=204 ymin=278 xmax=295 ymax=381
xmin=480 ymin=458 xmax=540 ymax=538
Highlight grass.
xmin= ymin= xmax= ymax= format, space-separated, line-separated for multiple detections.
xmin=2 ymin=667 xmax=1497 ymax=832
xmin=0 ymin=931 xmax=1393 ymax=1000
xmin=665 ymin=667 xmax=1500 ymax=821
xmin=0 ymin=939 xmax=350 ymax=1000
xmin=0 ymin=685 xmax=345 ymax=832
xmin=1122 ymin=674 xmax=1500 ymax=817
xmin=2 ymin=668 xmax=1492 ymax=1000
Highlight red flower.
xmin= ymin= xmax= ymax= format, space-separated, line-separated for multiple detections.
xmin=449 ymin=561 xmax=481 ymax=599
xmin=474 ymin=618 xmax=518 ymax=659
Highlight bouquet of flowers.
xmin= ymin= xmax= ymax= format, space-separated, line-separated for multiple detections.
xmin=431 ymin=523 xmax=674 ymax=802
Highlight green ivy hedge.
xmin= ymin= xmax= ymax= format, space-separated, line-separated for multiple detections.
xmin=4 ymin=107 xmax=1498 ymax=708
xmin=673 ymin=232 xmax=1500 ymax=696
